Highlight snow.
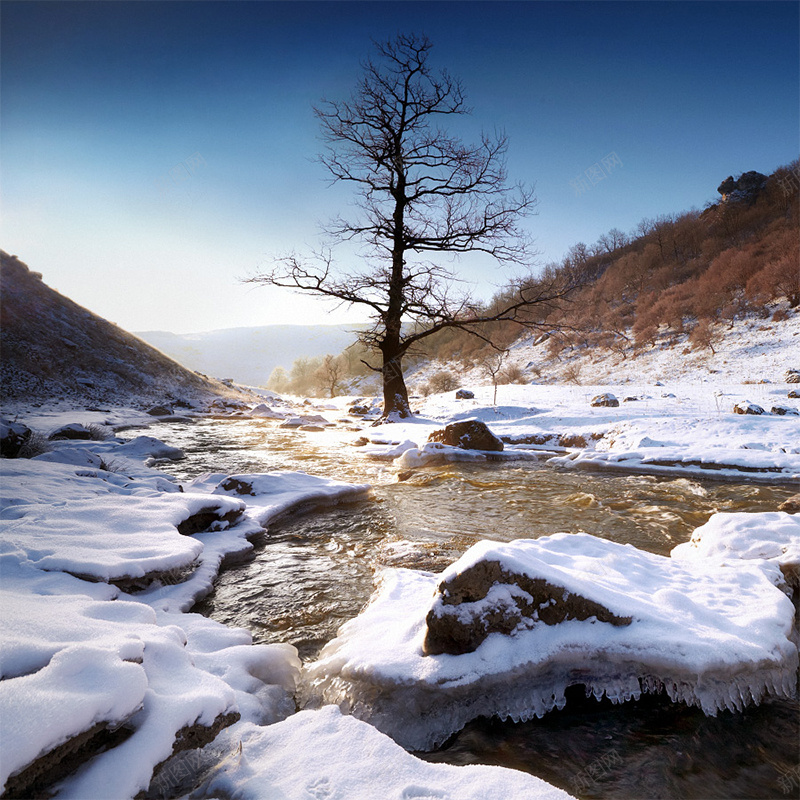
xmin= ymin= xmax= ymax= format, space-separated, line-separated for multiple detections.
xmin=0 ymin=432 xmax=377 ymax=798
xmin=672 ymin=511 xmax=800 ymax=569
xmin=0 ymin=646 xmax=149 ymax=791
xmin=355 ymin=382 xmax=800 ymax=483
xmin=199 ymin=706 xmax=574 ymax=800
xmin=338 ymin=307 xmax=800 ymax=483
xmin=301 ymin=532 xmax=798 ymax=750
xmin=1 ymin=308 xmax=798 ymax=797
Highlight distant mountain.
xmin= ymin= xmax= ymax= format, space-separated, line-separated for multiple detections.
xmin=0 ymin=251 xmax=240 ymax=408
xmin=134 ymin=325 xmax=363 ymax=387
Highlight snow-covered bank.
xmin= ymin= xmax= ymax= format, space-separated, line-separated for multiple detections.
xmin=301 ymin=522 xmax=799 ymax=751
xmin=0 ymin=427 xmax=576 ymax=799
xmin=352 ymin=381 xmax=800 ymax=484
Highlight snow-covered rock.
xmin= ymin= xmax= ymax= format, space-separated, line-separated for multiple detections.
xmin=301 ymin=533 xmax=798 ymax=750
xmin=0 ymin=418 xmax=32 ymax=457
xmin=733 ymin=400 xmax=765 ymax=415
xmin=590 ymin=393 xmax=619 ymax=408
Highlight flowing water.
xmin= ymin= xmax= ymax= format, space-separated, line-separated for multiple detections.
xmin=150 ymin=416 xmax=799 ymax=799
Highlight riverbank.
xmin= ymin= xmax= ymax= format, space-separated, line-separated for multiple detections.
xmin=1 ymin=372 xmax=798 ymax=798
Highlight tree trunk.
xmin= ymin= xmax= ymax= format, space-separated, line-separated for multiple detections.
xmin=380 ymin=350 xmax=412 ymax=418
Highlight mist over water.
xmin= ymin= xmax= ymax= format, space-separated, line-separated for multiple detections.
xmin=152 ymin=417 xmax=798 ymax=799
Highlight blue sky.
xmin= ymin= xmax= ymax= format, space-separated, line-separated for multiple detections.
xmin=2 ymin=1 xmax=798 ymax=333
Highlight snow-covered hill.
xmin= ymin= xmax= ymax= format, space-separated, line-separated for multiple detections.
xmin=403 ymin=302 xmax=800 ymax=393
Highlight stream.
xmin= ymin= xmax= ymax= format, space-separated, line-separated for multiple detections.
xmin=150 ymin=416 xmax=799 ymax=799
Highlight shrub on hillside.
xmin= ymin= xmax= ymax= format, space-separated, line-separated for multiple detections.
xmin=426 ymin=370 xmax=459 ymax=395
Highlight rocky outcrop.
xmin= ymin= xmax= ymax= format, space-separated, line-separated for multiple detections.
xmin=428 ymin=420 xmax=503 ymax=452
xmin=0 ymin=419 xmax=31 ymax=457
xmin=424 ymin=559 xmax=632 ymax=656
xmin=717 ymin=171 xmax=767 ymax=203
xmin=591 ymin=393 xmax=619 ymax=408
xmin=785 ymin=370 xmax=800 ymax=384
xmin=733 ymin=401 xmax=765 ymax=415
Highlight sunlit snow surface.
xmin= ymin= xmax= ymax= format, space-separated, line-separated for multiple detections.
xmin=0 ymin=436 xmax=375 ymax=799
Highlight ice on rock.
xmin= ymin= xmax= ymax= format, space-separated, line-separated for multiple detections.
xmin=188 ymin=470 xmax=370 ymax=527
xmin=0 ymin=645 xmax=149 ymax=795
xmin=300 ymin=533 xmax=798 ymax=751
xmin=198 ymin=706 xmax=575 ymax=800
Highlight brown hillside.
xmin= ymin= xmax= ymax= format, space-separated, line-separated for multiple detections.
xmin=0 ymin=251 xmax=239 ymax=407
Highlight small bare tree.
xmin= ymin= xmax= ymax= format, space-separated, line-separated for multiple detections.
xmin=316 ymin=353 xmax=343 ymax=398
xmin=480 ymin=349 xmax=507 ymax=406
xmin=248 ymin=34 xmax=576 ymax=418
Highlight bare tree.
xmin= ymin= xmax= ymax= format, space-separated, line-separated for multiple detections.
xmin=248 ymin=34 xmax=575 ymax=417
xmin=316 ymin=354 xmax=343 ymax=398
xmin=480 ymin=349 xmax=507 ymax=406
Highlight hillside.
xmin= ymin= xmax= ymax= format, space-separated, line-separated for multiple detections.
xmin=427 ymin=161 xmax=800 ymax=367
xmin=134 ymin=324 xmax=363 ymax=388
xmin=0 ymin=251 xmax=242 ymax=408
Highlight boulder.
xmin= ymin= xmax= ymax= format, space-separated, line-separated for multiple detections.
xmin=785 ymin=370 xmax=800 ymax=384
xmin=590 ymin=393 xmax=619 ymax=408
xmin=348 ymin=403 xmax=372 ymax=416
xmin=789 ymin=390 xmax=800 ymax=399
xmin=778 ymin=495 xmax=800 ymax=513
xmin=428 ymin=420 xmax=503 ymax=452
xmin=146 ymin=405 xmax=173 ymax=416
xmin=778 ymin=494 xmax=800 ymax=514
xmin=558 ymin=433 xmax=587 ymax=448
xmin=733 ymin=401 xmax=765 ymax=415
xmin=771 ymin=406 xmax=799 ymax=416
xmin=424 ymin=558 xmax=632 ymax=656
xmin=717 ymin=171 xmax=767 ymax=202
xmin=0 ymin=419 xmax=32 ymax=458
xmin=455 ymin=389 xmax=474 ymax=400
xmin=48 ymin=423 xmax=94 ymax=441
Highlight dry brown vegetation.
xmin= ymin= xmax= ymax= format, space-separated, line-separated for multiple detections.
xmin=418 ymin=160 xmax=800 ymax=366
